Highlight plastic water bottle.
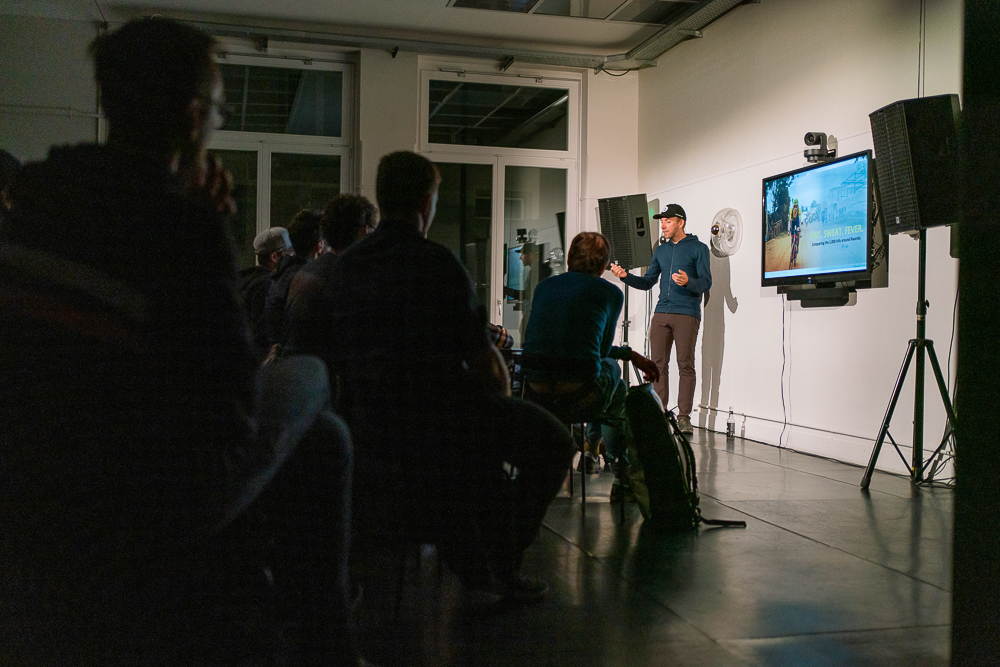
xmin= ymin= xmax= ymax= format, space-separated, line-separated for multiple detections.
xmin=727 ymin=408 xmax=736 ymax=439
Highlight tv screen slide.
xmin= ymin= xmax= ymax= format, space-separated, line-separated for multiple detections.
xmin=763 ymin=152 xmax=870 ymax=283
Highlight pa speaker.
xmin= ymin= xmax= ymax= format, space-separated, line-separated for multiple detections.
xmin=597 ymin=194 xmax=653 ymax=271
xmin=869 ymin=94 xmax=961 ymax=235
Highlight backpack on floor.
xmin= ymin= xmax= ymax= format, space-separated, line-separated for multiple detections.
xmin=624 ymin=383 xmax=747 ymax=533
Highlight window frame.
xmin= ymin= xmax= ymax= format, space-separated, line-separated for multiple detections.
xmin=210 ymin=138 xmax=352 ymax=236
xmin=213 ymin=50 xmax=355 ymax=147
xmin=207 ymin=48 xmax=357 ymax=235
xmin=419 ymin=67 xmax=581 ymax=160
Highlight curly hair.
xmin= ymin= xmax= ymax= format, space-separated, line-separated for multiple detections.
xmin=322 ymin=194 xmax=378 ymax=252
xmin=567 ymin=232 xmax=610 ymax=275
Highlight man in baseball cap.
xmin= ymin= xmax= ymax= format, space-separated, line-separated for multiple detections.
xmin=610 ymin=203 xmax=712 ymax=434
xmin=652 ymin=202 xmax=687 ymax=221
xmin=238 ymin=227 xmax=294 ymax=355
xmin=252 ymin=226 xmax=293 ymax=262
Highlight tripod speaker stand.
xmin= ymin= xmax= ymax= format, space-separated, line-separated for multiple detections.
xmin=860 ymin=229 xmax=957 ymax=489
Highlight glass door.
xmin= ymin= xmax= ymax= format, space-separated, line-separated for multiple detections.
xmin=426 ymin=153 xmax=575 ymax=347
xmin=500 ymin=162 xmax=569 ymax=346
xmin=430 ymin=159 xmax=496 ymax=307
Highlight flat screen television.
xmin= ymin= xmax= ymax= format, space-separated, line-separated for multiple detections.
xmin=761 ymin=150 xmax=878 ymax=288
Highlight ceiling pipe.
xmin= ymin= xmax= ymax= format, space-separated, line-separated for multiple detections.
xmin=187 ymin=0 xmax=754 ymax=73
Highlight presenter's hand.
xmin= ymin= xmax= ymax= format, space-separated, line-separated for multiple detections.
xmin=609 ymin=263 xmax=627 ymax=278
xmin=671 ymin=269 xmax=689 ymax=286
xmin=630 ymin=350 xmax=660 ymax=383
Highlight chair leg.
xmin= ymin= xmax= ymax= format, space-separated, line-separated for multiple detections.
xmin=568 ymin=452 xmax=574 ymax=497
xmin=394 ymin=548 xmax=407 ymax=619
xmin=573 ymin=422 xmax=588 ymax=514
xmin=580 ymin=448 xmax=586 ymax=513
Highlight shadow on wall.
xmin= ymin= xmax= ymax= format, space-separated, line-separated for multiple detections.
xmin=699 ymin=253 xmax=738 ymax=431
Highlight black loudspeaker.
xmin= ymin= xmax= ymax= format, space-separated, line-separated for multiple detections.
xmin=597 ymin=194 xmax=653 ymax=271
xmin=869 ymin=94 xmax=961 ymax=235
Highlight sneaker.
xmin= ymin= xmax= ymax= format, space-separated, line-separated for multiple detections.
xmin=576 ymin=451 xmax=601 ymax=475
xmin=499 ymin=574 xmax=548 ymax=603
xmin=677 ymin=415 xmax=694 ymax=434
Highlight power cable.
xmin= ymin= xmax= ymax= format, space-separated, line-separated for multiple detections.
xmin=93 ymin=0 xmax=108 ymax=28
xmin=598 ymin=66 xmax=636 ymax=77
xmin=917 ymin=0 xmax=927 ymax=97
xmin=779 ymin=294 xmax=787 ymax=448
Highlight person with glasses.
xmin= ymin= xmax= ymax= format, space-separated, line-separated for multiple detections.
xmin=0 ymin=18 xmax=361 ymax=667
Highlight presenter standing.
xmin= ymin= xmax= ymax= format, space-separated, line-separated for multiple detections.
xmin=610 ymin=203 xmax=712 ymax=434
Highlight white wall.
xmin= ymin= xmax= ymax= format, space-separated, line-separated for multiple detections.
xmin=632 ymin=0 xmax=963 ymax=473
xmin=581 ymin=69 xmax=640 ymax=235
xmin=357 ymin=47 xmax=420 ymax=203
xmin=0 ymin=14 xmax=99 ymax=162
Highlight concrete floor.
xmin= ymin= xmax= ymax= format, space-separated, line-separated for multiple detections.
xmin=353 ymin=428 xmax=953 ymax=666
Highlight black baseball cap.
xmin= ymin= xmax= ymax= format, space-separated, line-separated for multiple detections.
xmin=653 ymin=203 xmax=686 ymax=220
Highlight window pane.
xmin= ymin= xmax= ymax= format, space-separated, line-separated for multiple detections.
xmin=214 ymin=149 xmax=258 ymax=269
xmin=270 ymin=153 xmax=341 ymax=229
xmin=450 ymin=0 xmax=539 ymax=12
xmin=533 ymin=0 xmax=627 ymax=20
xmin=219 ymin=64 xmax=343 ymax=137
xmin=428 ymin=80 xmax=568 ymax=150
xmin=430 ymin=162 xmax=494 ymax=307
xmin=502 ymin=165 xmax=567 ymax=345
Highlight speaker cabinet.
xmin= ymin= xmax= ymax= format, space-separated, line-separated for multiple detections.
xmin=869 ymin=94 xmax=961 ymax=235
xmin=597 ymin=194 xmax=653 ymax=271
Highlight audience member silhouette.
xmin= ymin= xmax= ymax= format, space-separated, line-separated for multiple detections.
xmin=286 ymin=151 xmax=575 ymax=600
xmin=265 ymin=209 xmax=325 ymax=346
xmin=0 ymin=18 xmax=359 ymax=667
xmin=240 ymin=225 xmax=292 ymax=357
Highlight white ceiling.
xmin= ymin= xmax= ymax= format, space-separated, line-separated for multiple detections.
xmin=2 ymin=0 xmax=666 ymax=55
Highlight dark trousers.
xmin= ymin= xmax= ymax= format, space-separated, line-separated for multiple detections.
xmin=350 ymin=393 xmax=574 ymax=588
xmin=583 ymin=358 xmax=629 ymax=459
xmin=649 ymin=312 xmax=700 ymax=417
xmin=218 ymin=356 xmax=357 ymax=667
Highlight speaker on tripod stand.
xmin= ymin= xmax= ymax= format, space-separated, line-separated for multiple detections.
xmin=598 ymin=194 xmax=655 ymax=387
xmin=861 ymin=94 xmax=961 ymax=489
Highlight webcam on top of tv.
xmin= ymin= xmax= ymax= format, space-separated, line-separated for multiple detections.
xmin=804 ymin=132 xmax=837 ymax=163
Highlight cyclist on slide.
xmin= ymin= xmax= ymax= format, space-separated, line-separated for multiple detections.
xmin=788 ymin=198 xmax=801 ymax=269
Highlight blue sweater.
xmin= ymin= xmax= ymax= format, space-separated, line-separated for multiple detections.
xmin=521 ymin=270 xmax=630 ymax=382
xmin=620 ymin=233 xmax=712 ymax=320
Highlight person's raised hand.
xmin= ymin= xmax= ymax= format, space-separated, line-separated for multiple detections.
xmin=610 ymin=263 xmax=627 ymax=279
xmin=192 ymin=152 xmax=236 ymax=216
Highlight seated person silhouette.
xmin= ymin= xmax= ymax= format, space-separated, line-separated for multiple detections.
xmin=286 ymin=150 xmax=575 ymax=601
xmin=521 ymin=232 xmax=659 ymax=494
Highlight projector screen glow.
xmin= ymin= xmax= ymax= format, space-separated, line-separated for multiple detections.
xmin=762 ymin=151 xmax=872 ymax=286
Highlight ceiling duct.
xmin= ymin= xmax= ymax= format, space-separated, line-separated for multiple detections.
xmin=627 ymin=0 xmax=757 ymax=64
xmin=189 ymin=0 xmax=753 ymax=73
